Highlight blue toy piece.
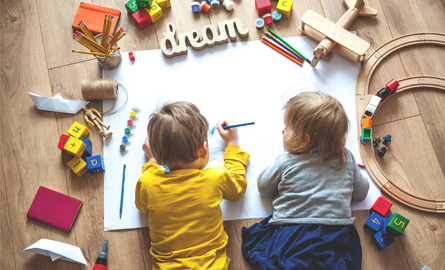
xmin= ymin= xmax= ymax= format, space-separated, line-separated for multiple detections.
xmin=377 ymin=147 xmax=387 ymax=157
xmin=86 ymin=155 xmax=105 ymax=174
xmin=364 ymin=212 xmax=385 ymax=234
xmin=80 ymin=139 xmax=92 ymax=157
xmin=382 ymin=134 xmax=392 ymax=146
xmin=372 ymin=231 xmax=395 ymax=250
xmin=381 ymin=217 xmax=397 ymax=237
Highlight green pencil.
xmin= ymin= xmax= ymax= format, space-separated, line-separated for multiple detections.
xmin=268 ymin=29 xmax=311 ymax=64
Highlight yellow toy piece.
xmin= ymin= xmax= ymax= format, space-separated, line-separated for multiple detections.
xmin=157 ymin=0 xmax=171 ymax=9
xmin=146 ymin=1 xmax=163 ymax=23
xmin=277 ymin=0 xmax=293 ymax=18
xmin=67 ymin=157 xmax=88 ymax=177
xmin=67 ymin=121 xmax=90 ymax=139
xmin=64 ymin=137 xmax=86 ymax=157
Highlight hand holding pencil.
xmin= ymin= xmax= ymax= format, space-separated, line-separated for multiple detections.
xmin=217 ymin=120 xmax=239 ymax=146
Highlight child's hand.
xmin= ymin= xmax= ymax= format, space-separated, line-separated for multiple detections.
xmin=217 ymin=120 xmax=239 ymax=146
xmin=142 ymin=136 xmax=157 ymax=163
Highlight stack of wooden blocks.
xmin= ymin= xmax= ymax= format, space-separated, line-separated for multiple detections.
xmin=255 ymin=0 xmax=293 ymax=19
xmin=58 ymin=121 xmax=105 ymax=177
xmin=364 ymin=196 xmax=410 ymax=250
xmin=125 ymin=0 xmax=171 ymax=29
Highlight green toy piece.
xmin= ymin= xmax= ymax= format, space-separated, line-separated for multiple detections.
xmin=386 ymin=213 xmax=409 ymax=236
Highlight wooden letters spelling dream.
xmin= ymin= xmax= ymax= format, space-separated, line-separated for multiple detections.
xmin=160 ymin=18 xmax=249 ymax=58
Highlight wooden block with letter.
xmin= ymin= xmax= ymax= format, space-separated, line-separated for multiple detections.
xmin=364 ymin=212 xmax=384 ymax=234
xmin=299 ymin=0 xmax=378 ymax=67
xmin=67 ymin=121 xmax=89 ymax=139
xmin=371 ymin=196 xmax=392 ymax=216
xmin=132 ymin=9 xmax=152 ymax=29
xmin=157 ymin=0 xmax=171 ymax=9
xmin=136 ymin=0 xmax=152 ymax=9
xmin=146 ymin=1 xmax=163 ymax=23
xmin=67 ymin=157 xmax=88 ymax=177
xmin=125 ymin=0 xmax=139 ymax=14
xmin=80 ymin=138 xmax=92 ymax=157
xmin=64 ymin=137 xmax=86 ymax=157
xmin=277 ymin=0 xmax=293 ymax=18
xmin=255 ymin=0 xmax=271 ymax=17
xmin=372 ymin=231 xmax=395 ymax=250
xmin=86 ymin=154 xmax=106 ymax=174
xmin=386 ymin=213 xmax=409 ymax=236
xmin=57 ymin=134 xmax=70 ymax=152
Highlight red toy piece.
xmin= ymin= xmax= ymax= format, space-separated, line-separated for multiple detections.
xmin=376 ymin=79 xmax=399 ymax=100
xmin=58 ymin=134 xmax=70 ymax=152
xmin=371 ymin=196 xmax=392 ymax=216
xmin=255 ymin=0 xmax=271 ymax=16
xmin=131 ymin=9 xmax=152 ymax=29
xmin=129 ymin=52 xmax=135 ymax=61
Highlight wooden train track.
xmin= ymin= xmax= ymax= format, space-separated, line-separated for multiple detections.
xmin=356 ymin=33 xmax=445 ymax=213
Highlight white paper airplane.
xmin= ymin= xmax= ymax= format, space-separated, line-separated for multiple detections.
xmin=23 ymin=238 xmax=87 ymax=265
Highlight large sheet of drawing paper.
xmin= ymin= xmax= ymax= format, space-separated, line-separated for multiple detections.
xmin=102 ymin=35 xmax=381 ymax=231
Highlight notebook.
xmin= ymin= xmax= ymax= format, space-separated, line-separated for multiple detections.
xmin=27 ymin=186 xmax=83 ymax=232
xmin=72 ymin=2 xmax=121 ymax=35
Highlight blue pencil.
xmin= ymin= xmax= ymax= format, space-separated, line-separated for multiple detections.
xmin=222 ymin=122 xmax=255 ymax=129
xmin=119 ymin=164 xmax=126 ymax=218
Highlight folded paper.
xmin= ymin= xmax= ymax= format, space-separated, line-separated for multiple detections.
xmin=29 ymin=92 xmax=89 ymax=114
xmin=23 ymin=239 xmax=87 ymax=265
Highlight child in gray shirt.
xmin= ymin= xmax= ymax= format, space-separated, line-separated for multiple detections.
xmin=242 ymin=91 xmax=369 ymax=270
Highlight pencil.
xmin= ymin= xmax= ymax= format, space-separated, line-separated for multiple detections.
xmin=223 ymin=122 xmax=255 ymax=129
xmin=267 ymin=28 xmax=311 ymax=64
xmin=72 ymin=50 xmax=107 ymax=57
xmin=262 ymin=37 xmax=303 ymax=65
xmin=261 ymin=38 xmax=303 ymax=66
xmin=119 ymin=164 xmax=126 ymax=218
xmin=264 ymin=32 xmax=304 ymax=62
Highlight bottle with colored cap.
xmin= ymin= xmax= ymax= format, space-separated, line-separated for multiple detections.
xmin=200 ymin=1 xmax=211 ymax=12
xmin=211 ymin=0 xmax=220 ymax=8
xmin=255 ymin=18 xmax=265 ymax=29
xmin=263 ymin=13 xmax=273 ymax=25
xmin=222 ymin=0 xmax=234 ymax=10
xmin=191 ymin=2 xmax=200 ymax=13
xmin=272 ymin=11 xmax=282 ymax=22
xmin=92 ymin=240 xmax=108 ymax=270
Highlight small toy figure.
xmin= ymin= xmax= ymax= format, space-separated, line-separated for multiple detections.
xmin=382 ymin=134 xmax=392 ymax=146
xmin=377 ymin=147 xmax=387 ymax=157
xmin=373 ymin=136 xmax=381 ymax=147
xmin=82 ymin=106 xmax=113 ymax=139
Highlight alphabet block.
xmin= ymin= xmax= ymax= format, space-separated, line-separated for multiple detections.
xmin=146 ymin=1 xmax=163 ymax=23
xmin=277 ymin=0 xmax=293 ymax=18
xmin=67 ymin=157 xmax=88 ymax=177
xmin=80 ymin=139 xmax=92 ymax=157
xmin=58 ymin=134 xmax=70 ymax=152
xmin=372 ymin=231 xmax=394 ymax=250
xmin=67 ymin=121 xmax=89 ymax=139
xmin=64 ymin=137 xmax=86 ymax=157
xmin=386 ymin=213 xmax=409 ymax=236
xmin=157 ymin=0 xmax=171 ymax=9
xmin=86 ymin=155 xmax=105 ymax=174
xmin=125 ymin=0 xmax=139 ymax=14
xmin=255 ymin=0 xmax=271 ymax=17
xmin=364 ymin=212 xmax=384 ymax=234
xmin=136 ymin=0 xmax=152 ymax=8
xmin=132 ymin=9 xmax=152 ymax=29
xmin=371 ymin=196 xmax=392 ymax=216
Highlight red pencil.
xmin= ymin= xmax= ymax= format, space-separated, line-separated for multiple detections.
xmin=261 ymin=37 xmax=303 ymax=66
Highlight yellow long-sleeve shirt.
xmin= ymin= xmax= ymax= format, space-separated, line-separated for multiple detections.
xmin=135 ymin=145 xmax=250 ymax=270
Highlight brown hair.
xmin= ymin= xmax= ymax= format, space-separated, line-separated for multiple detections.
xmin=283 ymin=92 xmax=349 ymax=169
xmin=147 ymin=101 xmax=209 ymax=167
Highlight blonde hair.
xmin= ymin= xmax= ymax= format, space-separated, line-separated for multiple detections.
xmin=147 ymin=101 xmax=209 ymax=167
xmin=283 ymin=92 xmax=349 ymax=169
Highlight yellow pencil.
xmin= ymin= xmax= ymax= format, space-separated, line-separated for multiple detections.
xmin=72 ymin=50 xmax=107 ymax=57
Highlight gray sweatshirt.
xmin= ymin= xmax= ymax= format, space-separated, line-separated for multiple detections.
xmin=258 ymin=149 xmax=369 ymax=225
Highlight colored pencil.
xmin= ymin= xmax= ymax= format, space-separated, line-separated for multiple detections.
xmin=262 ymin=37 xmax=303 ymax=65
xmin=261 ymin=37 xmax=303 ymax=66
xmin=223 ymin=122 xmax=255 ymax=129
xmin=268 ymin=28 xmax=311 ymax=64
xmin=358 ymin=164 xmax=365 ymax=168
xmin=72 ymin=49 xmax=107 ymax=57
xmin=119 ymin=164 xmax=126 ymax=218
xmin=264 ymin=32 xmax=304 ymax=62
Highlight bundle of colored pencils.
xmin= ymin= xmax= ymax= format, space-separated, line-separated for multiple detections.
xmin=72 ymin=14 xmax=125 ymax=57
xmin=260 ymin=29 xmax=311 ymax=67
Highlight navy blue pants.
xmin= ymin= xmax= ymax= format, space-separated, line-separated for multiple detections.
xmin=241 ymin=216 xmax=362 ymax=270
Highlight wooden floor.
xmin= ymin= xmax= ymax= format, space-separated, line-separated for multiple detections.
xmin=1 ymin=0 xmax=444 ymax=269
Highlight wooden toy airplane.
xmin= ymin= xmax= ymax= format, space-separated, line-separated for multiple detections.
xmin=299 ymin=0 xmax=378 ymax=67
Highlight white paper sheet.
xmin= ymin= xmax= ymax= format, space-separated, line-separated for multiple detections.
xmin=102 ymin=35 xmax=380 ymax=231
xmin=23 ymin=239 xmax=87 ymax=265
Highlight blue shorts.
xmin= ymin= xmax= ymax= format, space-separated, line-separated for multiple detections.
xmin=242 ymin=216 xmax=362 ymax=270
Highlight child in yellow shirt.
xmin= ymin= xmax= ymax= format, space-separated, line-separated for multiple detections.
xmin=135 ymin=101 xmax=250 ymax=270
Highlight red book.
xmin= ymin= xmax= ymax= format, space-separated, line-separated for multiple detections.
xmin=72 ymin=2 xmax=121 ymax=35
xmin=27 ymin=186 xmax=83 ymax=232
